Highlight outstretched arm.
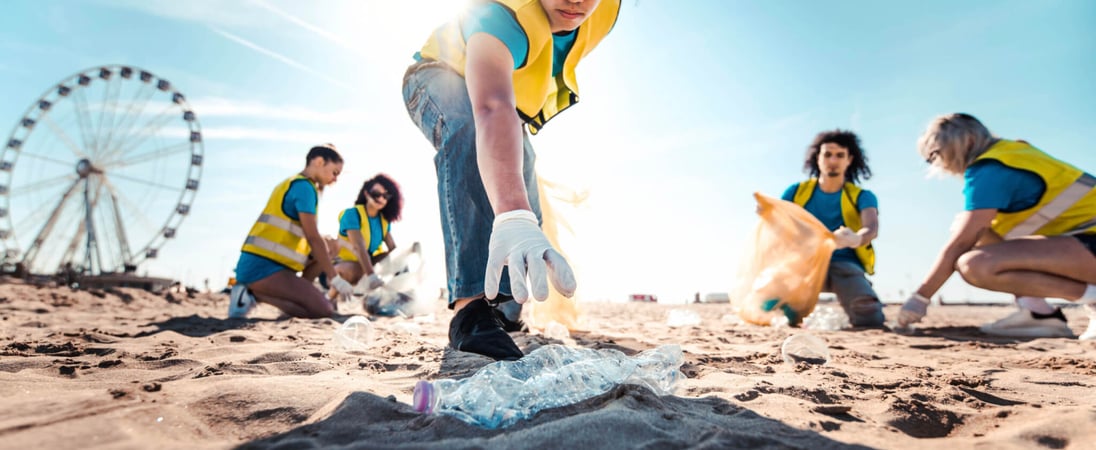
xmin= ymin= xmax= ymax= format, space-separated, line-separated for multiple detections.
xmin=915 ymin=209 xmax=997 ymax=298
xmin=299 ymin=212 xmax=336 ymax=280
xmin=465 ymin=32 xmax=527 ymax=215
xmin=464 ymin=32 xmax=576 ymax=303
xmin=897 ymin=209 xmax=997 ymax=326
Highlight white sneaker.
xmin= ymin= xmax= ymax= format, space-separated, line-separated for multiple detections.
xmin=1080 ymin=304 xmax=1096 ymax=341
xmin=979 ymin=307 xmax=1074 ymax=338
xmin=228 ymin=284 xmax=256 ymax=319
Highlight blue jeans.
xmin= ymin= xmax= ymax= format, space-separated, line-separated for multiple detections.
xmin=823 ymin=260 xmax=884 ymax=326
xmin=402 ymin=60 xmax=542 ymax=306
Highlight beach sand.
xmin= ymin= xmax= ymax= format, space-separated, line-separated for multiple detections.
xmin=2 ymin=279 xmax=1095 ymax=449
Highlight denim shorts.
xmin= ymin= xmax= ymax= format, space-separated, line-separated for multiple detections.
xmin=402 ymin=60 xmax=542 ymax=305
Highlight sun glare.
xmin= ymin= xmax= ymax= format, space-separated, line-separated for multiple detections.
xmin=338 ymin=1 xmax=464 ymax=49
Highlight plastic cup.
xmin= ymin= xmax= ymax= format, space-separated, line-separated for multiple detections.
xmin=781 ymin=333 xmax=829 ymax=365
xmin=333 ymin=316 xmax=374 ymax=352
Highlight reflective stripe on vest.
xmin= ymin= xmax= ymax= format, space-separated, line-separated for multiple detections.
xmin=1005 ymin=173 xmax=1096 ymax=239
xmin=244 ymin=235 xmax=308 ymax=267
xmin=256 ymin=213 xmax=304 ymax=238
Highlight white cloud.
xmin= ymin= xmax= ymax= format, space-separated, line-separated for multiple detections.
xmin=189 ymin=96 xmax=369 ymax=124
xmin=207 ymin=26 xmax=359 ymax=93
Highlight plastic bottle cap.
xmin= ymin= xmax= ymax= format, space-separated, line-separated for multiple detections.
xmin=413 ymin=380 xmax=435 ymax=413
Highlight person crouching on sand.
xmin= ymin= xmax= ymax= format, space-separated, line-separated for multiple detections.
xmin=228 ymin=144 xmax=354 ymax=319
xmin=329 ymin=174 xmax=404 ymax=298
xmin=402 ymin=0 xmax=621 ymax=360
xmin=897 ymin=113 xmax=1096 ymax=340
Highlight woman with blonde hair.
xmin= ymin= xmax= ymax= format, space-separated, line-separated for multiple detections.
xmin=898 ymin=113 xmax=1096 ymax=339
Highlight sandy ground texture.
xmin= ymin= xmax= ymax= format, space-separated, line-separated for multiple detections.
xmin=1 ymin=280 xmax=1095 ymax=449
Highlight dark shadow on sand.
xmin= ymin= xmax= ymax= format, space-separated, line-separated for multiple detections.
xmin=134 ymin=313 xmax=376 ymax=339
xmin=900 ymin=325 xmax=1066 ymax=345
xmin=237 ymin=384 xmax=875 ymax=450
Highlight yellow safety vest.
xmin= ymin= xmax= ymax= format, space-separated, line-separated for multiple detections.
xmin=417 ymin=0 xmax=620 ymax=134
xmin=240 ymin=175 xmax=316 ymax=272
xmin=973 ymin=140 xmax=1096 ymax=239
xmin=793 ymin=178 xmax=877 ymax=275
xmin=336 ymin=205 xmax=390 ymax=262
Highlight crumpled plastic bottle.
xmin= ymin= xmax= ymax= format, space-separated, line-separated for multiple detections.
xmin=802 ymin=304 xmax=850 ymax=331
xmin=364 ymin=242 xmax=423 ymax=317
xmin=413 ymin=344 xmax=684 ymax=429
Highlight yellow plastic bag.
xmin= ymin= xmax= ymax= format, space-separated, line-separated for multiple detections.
xmin=732 ymin=193 xmax=836 ymax=326
xmin=525 ymin=177 xmax=586 ymax=331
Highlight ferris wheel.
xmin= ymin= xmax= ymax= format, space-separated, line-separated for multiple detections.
xmin=0 ymin=65 xmax=203 ymax=276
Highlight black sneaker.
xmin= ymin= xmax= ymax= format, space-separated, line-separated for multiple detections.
xmin=449 ymin=298 xmax=524 ymax=361
xmin=491 ymin=296 xmax=527 ymax=332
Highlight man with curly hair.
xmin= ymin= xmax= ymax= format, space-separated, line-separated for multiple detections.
xmin=781 ymin=130 xmax=885 ymax=327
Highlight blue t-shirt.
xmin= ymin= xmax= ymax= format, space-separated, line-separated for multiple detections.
xmin=338 ymin=207 xmax=386 ymax=255
xmin=963 ymin=160 xmax=1045 ymax=212
xmin=415 ymin=3 xmax=578 ymax=77
xmin=782 ymin=183 xmax=879 ymax=267
xmin=235 ymin=179 xmax=319 ymax=284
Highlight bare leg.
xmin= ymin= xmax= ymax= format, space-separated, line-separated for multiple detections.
xmin=957 ymin=235 xmax=1096 ymax=300
xmin=334 ymin=261 xmax=364 ymax=285
xmin=248 ymin=270 xmax=334 ymax=318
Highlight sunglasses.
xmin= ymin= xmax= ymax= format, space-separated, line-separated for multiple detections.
xmin=925 ymin=150 xmax=941 ymax=165
xmin=369 ymin=189 xmax=391 ymax=201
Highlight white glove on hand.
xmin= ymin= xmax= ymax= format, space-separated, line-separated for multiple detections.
xmin=363 ymin=273 xmax=385 ymax=291
xmin=833 ymin=227 xmax=862 ymax=249
xmin=331 ymin=274 xmax=354 ymax=301
xmin=485 ymin=210 xmax=576 ymax=304
xmin=897 ymin=293 xmax=931 ymax=327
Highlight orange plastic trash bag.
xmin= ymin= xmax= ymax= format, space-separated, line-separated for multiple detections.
xmin=731 ymin=193 xmax=836 ymax=326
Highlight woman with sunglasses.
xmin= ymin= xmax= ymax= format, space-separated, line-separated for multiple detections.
xmin=897 ymin=113 xmax=1096 ymax=340
xmin=228 ymin=144 xmax=355 ymax=319
xmin=332 ymin=174 xmax=403 ymax=292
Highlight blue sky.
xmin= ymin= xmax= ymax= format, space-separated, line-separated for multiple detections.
xmin=0 ymin=0 xmax=1093 ymax=304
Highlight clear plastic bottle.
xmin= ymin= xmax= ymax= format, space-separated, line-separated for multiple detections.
xmin=413 ymin=344 xmax=684 ymax=429
xmin=802 ymin=305 xmax=850 ymax=331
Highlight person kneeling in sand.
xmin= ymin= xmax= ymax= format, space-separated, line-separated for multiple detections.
xmin=781 ymin=129 xmax=885 ymax=327
xmin=897 ymin=113 xmax=1096 ymax=340
xmin=228 ymin=144 xmax=354 ymax=319
xmin=329 ymin=174 xmax=404 ymax=298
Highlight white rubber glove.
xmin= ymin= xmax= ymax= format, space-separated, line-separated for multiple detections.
xmin=363 ymin=273 xmax=385 ymax=291
xmin=331 ymin=274 xmax=354 ymax=301
xmin=833 ymin=227 xmax=862 ymax=249
xmin=897 ymin=293 xmax=930 ymax=327
xmin=485 ymin=210 xmax=576 ymax=304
